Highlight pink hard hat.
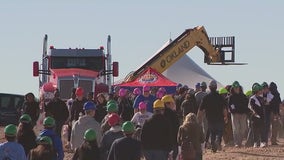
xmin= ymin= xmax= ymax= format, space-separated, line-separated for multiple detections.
xmin=156 ymin=91 xmax=165 ymax=99
xmin=143 ymin=85 xmax=150 ymax=92
xmin=158 ymin=87 xmax=166 ymax=93
xmin=119 ymin=88 xmax=127 ymax=97
xmin=133 ymin=88 xmax=142 ymax=95
xmin=138 ymin=102 xmax=147 ymax=110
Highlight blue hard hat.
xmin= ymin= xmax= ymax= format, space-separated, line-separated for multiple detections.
xmin=83 ymin=101 xmax=96 ymax=110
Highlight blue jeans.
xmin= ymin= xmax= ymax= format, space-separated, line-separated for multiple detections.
xmin=208 ymin=122 xmax=224 ymax=150
xmin=143 ymin=150 xmax=168 ymax=160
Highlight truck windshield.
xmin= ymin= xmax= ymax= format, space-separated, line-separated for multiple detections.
xmin=50 ymin=56 xmax=104 ymax=71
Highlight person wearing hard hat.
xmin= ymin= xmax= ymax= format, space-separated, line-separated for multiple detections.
xmin=17 ymin=114 xmax=37 ymax=156
xmin=131 ymin=88 xmax=142 ymax=104
xmin=197 ymin=80 xmax=228 ymax=153
xmin=101 ymin=102 xmax=119 ymax=134
xmin=117 ymin=88 xmax=134 ymax=121
xmin=259 ymin=82 xmax=273 ymax=147
xmin=131 ymin=102 xmax=153 ymax=128
xmin=0 ymin=124 xmax=26 ymax=160
xmin=28 ymin=136 xmax=56 ymax=160
xmin=219 ymin=88 xmax=234 ymax=147
xmin=248 ymin=83 xmax=266 ymax=148
xmin=70 ymin=87 xmax=88 ymax=124
xmin=101 ymin=113 xmax=124 ymax=160
xmin=131 ymin=102 xmax=153 ymax=141
xmin=72 ymin=129 xmax=101 ymax=160
xmin=162 ymin=95 xmax=180 ymax=160
xmin=71 ymin=101 xmax=102 ymax=151
xmin=39 ymin=116 xmax=64 ymax=160
xmin=141 ymin=99 xmax=173 ymax=160
xmin=107 ymin=121 xmax=141 ymax=160
xmin=228 ymin=81 xmax=249 ymax=148
xmin=133 ymin=85 xmax=156 ymax=113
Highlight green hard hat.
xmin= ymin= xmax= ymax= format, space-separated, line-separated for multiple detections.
xmin=252 ymin=83 xmax=262 ymax=93
xmin=232 ymin=81 xmax=240 ymax=88
xmin=38 ymin=136 xmax=53 ymax=145
xmin=19 ymin=114 xmax=32 ymax=123
xmin=122 ymin=121 xmax=135 ymax=133
xmin=43 ymin=117 xmax=55 ymax=127
xmin=219 ymin=88 xmax=228 ymax=95
xmin=84 ymin=129 xmax=97 ymax=141
xmin=107 ymin=100 xmax=116 ymax=106
xmin=107 ymin=103 xmax=118 ymax=113
xmin=261 ymin=82 xmax=268 ymax=88
xmin=4 ymin=124 xmax=17 ymax=137
xmin=245 ymin=90 xmax=253 ymax=97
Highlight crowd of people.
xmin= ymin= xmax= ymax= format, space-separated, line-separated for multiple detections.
xmin=0 ymin=80 xmax=283 ymax=160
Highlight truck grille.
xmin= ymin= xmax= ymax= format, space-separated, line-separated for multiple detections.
xmin=59 ymin=79 xmax=93 ymax=100
xmin=59 ymin=80 xmax=74 ymax=100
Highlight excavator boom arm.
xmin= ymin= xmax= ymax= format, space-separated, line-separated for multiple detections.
xmin=125 ymin=26 xmax=236 ymax=82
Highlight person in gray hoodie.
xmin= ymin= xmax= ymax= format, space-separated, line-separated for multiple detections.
xmin=71 ymin=101 xmax=102 ymax=151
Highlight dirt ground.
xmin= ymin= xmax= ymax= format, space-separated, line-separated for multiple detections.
xmin=1 ymin=126 xmax=284 ymax=160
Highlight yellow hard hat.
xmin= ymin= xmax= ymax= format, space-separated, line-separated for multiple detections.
xmin=153 ymin=99 xmax=165 ymax=109
xmin=161 ymin=95 xmax=175 ymax=103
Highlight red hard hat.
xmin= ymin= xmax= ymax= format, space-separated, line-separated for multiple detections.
xmin=108 ymin=113 xmax=120 ymax=126
xmin=42 ymin=82 xmax=55 ymax=92
xmin=75 ymin=87 xmax=84 ymax=96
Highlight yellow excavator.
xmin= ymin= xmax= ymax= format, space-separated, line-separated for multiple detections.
xmin=124 ymin=26 xmax=245 ymax=82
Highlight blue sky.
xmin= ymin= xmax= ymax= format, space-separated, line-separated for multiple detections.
xmin=1 ymin=1 xmax=284 ymax=97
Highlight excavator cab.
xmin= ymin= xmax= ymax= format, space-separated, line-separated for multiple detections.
xmin=206 ymin=36 xmax=247 ymax=65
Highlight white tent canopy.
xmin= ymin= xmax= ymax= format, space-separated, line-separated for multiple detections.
xmin=162 ymin=55 xmax=222 ymax=89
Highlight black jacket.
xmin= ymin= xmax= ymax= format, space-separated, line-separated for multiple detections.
xmin=117 ymin=97 xmax=134 ymax=121
xmin=70 ymin=98 xmax=87 ymax=122
xmin=45 ymin=98 xmax=69 ymax=122
xmin=228 ymin=93 xmax=249 ymax=114
xmin=22 ymin=101 xmax=40 ymax=124
xmin=181 ymin=98 xmax=198 ymax=117
xmin=94 ymin=102 xmax=107 ymax=123
xmin=107 ymin=137 xmax=141 ymax=160
xmin=141 ymin=114 xmax=173 ymax=151
xmin=164 ymin=108 xmax=180 ymax=144
xmin=270 ymin=82 xmax=281 ymax=115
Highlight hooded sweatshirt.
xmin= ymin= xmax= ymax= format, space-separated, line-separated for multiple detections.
xmin=71 ymin=115 xmax=102 ymax=150
xmin=269 ymin=82 xmax=281 ymax=114
xmin=39 ymin=129 xmax=64 ymax=160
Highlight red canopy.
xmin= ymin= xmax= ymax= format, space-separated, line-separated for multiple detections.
xmin=119 ymin=67 xmax=177 ymax=87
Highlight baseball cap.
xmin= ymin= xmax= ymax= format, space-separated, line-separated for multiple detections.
xmin=209 ymin=80 xmax=217 ymax=87
xmin=200 ymin=82 xmax=207 ymax=87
